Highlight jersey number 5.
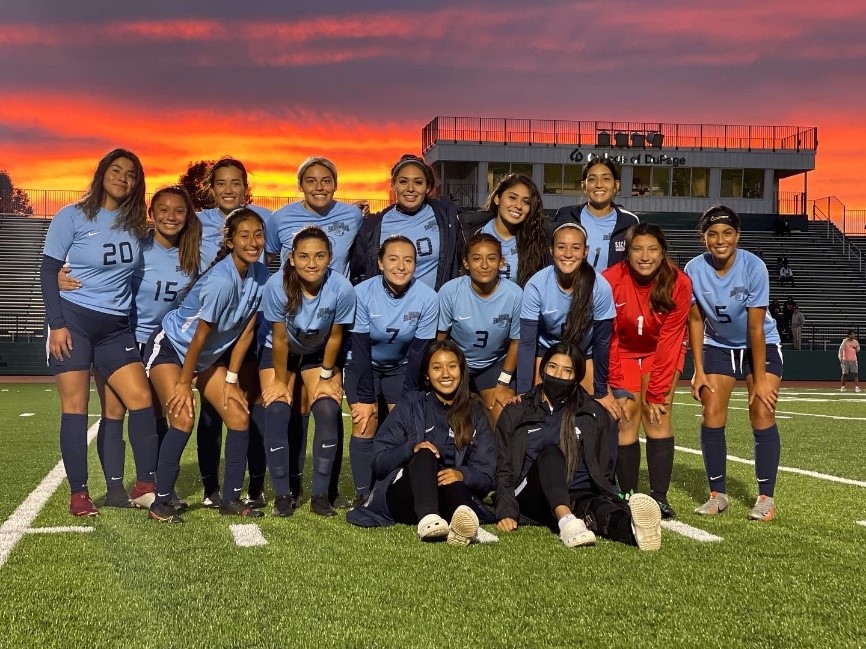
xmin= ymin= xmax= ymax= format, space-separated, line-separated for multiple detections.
xmin=714 ymin=305 xmax=732 ymax=323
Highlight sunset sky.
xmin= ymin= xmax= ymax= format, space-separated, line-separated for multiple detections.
xmin=2 ymin=0 xmax=866 ymax=209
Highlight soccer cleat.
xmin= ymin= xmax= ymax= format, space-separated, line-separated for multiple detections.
xmin=310 ymin=494 xmax=337 ymax=517
xmin=202 ymin=490 xmax=221 ymax=509
xmin=291 ymin=489 xmax=303 ymax=510
xmin=69 ymin=491 xmax=100 ymax=517
xmin=446 ymin=505 xmax=479 ymax=547
xmin=629 ymin=493 xmax=662 ymax=551
xmin=840 ymin=386 xmax=847 ymax=392
xmin=748 ymin=495 xmax=776 ymax=522
xmin=149 ymin=500 xmax=183 ymax=523
xmin=694 ymin=491 xmax=729 ymax=515
xmin=129 ymin=481 xmax=156 ymax=509
xmin=856 ymin=386 xmax=862 ymax=393
xmin=352 ymin=493 xmax=370 ymax=509
xmin=559 ymin=517 xmax=596 ymax=548
xmin=651 ymin=495 xmax=677 ymax=519
xmin=417 ymin=513 xmax=449 ymax=541
xmin=244 ymin=493 xmax=267 ymax=509
xmin=331 ymin=494 xmax=351 ymax=510
xmin=219 ymin=499 xmax=264 ymax=518
xmin=169 ymin=494 xmax=189 ymax=515
xmin=271 ymin=494 xmax=294 ymax=517
xmin=103 ymin=487 xmax=132 ymax=508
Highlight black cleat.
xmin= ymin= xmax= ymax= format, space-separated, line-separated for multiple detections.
xmin=170 ymin=494 xmax=189 ymax=515
xmin=271 ymin=494 xmax=294 ymax=517
xmin=331 ymin=494 xmax=351 ymax=510
xmin=311 ymin=494 xmax=337 ymax=517
xmin=219 ymin=498 xmax=264 ymax=518
xmin=149 ymin=501 xmax=183 ymax=523
xmin=291 ymin=488 xmax=304 ymax=510
xmin=103 ymin=488 xmax=132 ymax=508
xmin=202 ymin=490 xmax=221 ymax=509
xmin=244 ymin=493 xmax=267 ymax=509
xmin=652 ymin=495 xmax=677 ymax=519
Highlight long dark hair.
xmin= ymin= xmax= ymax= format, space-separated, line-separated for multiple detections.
xmin=283 ymin=225 xmax=332 ymax=316
xmin=553 ymin=224 xmax=596 ymax=350
xmin=483 ymin=173 xmax=548 ymax=286
xmin=149 ymin=185 xmax=202 ymax=278
xmin=624 ymin=223 xmax=677 ymax=314
xmin=76 ymin=148 xmax=147 ymax=237
xmin=418 ymin=340 xmax=483 ymax=449
xmin=540 ymin=343 xmax=587 ymax=479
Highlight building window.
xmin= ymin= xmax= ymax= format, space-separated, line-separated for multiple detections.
xmin=544 ymin=164 xmax=562 ymax=194
xmin=672 ymin=167 xmax=710 ymax=197
xmin=488 ymin=163 xmax=511 ymax=194
xmin=721 ymin=168 xmax=764 ymax=199
xmin=542 ymin=164 xmax=582 ymax=196
xmin=632 ymin=166 xmax=651 ymax=196
xmin=652 ymin=167 xmax=671 ymax=197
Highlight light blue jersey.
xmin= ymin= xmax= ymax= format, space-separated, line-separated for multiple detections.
xmin=130 ymin=233 xmax=197 ymax=345
xmin=198 ymin=204 xmax=272 ymax=268
xmin=43 ymin=204 xmax=141 ymax=316
xmin=521 ymin=265 xmax=616 ymax=352
xmin=479 ymin=219 xmax=519 ymax=282
xmin=162 ymin=256 xmax=268 ymax=372
xmin=684 ymin=249 xmax=780 ymax=349
xmin=580 ymin=206 xmax=618 ymax=270
xmin=351 ymin=277 xmax=438 ymax=367
xmin=260 ymin=269 xmax=356 ymax=354
xmin=265 ymin=201 xmax=362 ymax=275
xmin=379 ymin=204 xmax=439 ymax=289
xmin=438 ymin=276 xmax=522 ymax=370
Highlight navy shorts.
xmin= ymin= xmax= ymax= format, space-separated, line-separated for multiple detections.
xmin=344 ymin=361 xmax=406 ymax=405
xmin=469 ymin=359 xmax=509 ymax=392
xmin=259 ymin=345 xmax=327 ymax=373
xmin=142 ymin=328 xmax=183 ymax=374
xmin=47 ymin=300 xmax=141 ymax=378
xmin=702 ymin=344 xmax=783 ymax=379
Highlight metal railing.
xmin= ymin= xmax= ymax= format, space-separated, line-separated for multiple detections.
xmin=810 ymin=197 xmax=866 ymax=274
xmin=794 ymin=325 xmax=863 ymax=351
xmin=775 ymin=191 xmax=808 ymax=215
xmin=0 ymin=313 xmax=45 ymax=342
xmin=422 ymin=116 xmax=818 ymax=153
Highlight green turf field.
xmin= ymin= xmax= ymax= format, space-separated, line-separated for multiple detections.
xmin=1 ymin=384 xmax=864 ymax=648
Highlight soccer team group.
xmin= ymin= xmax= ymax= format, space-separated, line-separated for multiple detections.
xmin=40 ymin=149 xmax=783 ymax=551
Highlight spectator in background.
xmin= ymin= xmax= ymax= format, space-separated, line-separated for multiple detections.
xmin=778 ymin=263 xmax=795 ymax=288
xmin=791 ymin=306 xmax=805 ymax=350
xmin=770 ymin=299 xmax=784 ymax=334
xmin=755 ymin=247 xmax=765 ymax=263
xmin=838 ymin=330 xmax=861 ymax=393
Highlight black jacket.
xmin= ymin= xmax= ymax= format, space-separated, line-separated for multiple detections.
xmin=349 ymin=197 xmax=460 ymax=290
xmin=494 ymin=385 xmax=619 ymax=522
xmin=550 ymin=203 xmax=639 ymax=268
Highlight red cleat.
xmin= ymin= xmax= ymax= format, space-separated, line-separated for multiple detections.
xmin=69 ymin=491 xmax=99 ymax=517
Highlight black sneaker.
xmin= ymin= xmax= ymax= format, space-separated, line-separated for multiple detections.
xmin=352 ymin=493 xmax=369 ymax=509
xmin=170 ymin=494 xmax=189 ymax=515
xmin=291 ymin=489 xmax=304 ymax=510
xmin=331 ymin=494 xmax=351 ymax=510
xmin=271 ymin=495 xmax=294 ymax=517
xmin=149 ymin=500 xmax=183 ymax=523
xmin=202 ymin=490 xmax=221 ymax=509
xmin=652 ymin=495 xmax=677 ymax=519
xmin=219 ymin=498 xmax=264 ymax=518
xmin=311 ymin=494 xmax=337 ymax=517
xmin=244 ymin=493 xmax=267 ymax=509
xmin=103 ymin=488 xmax=132 ymax=508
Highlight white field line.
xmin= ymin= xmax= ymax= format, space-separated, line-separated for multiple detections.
xmin=858 ymin=521 xmax=866 ymax=528
xmin=661 ymin=520 xmax=723 ymax=543
xmin=26 ymin=526 xmax=94 ymax=535
xmin=229 ymin=523 xmax=267 ymax=548
xmin=641 ymin=438 xmax=866 ymax=488
xmin=0 ymin=422 xmax=99 ymax=569
xmin=678 ymin=400 xmax=866 ymax=422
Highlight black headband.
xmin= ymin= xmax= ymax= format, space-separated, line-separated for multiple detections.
xmin=702 ymin=213 xmax=737 ymax=232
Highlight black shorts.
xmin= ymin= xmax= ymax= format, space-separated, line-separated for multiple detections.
xmin=702 ymin=344 xmax=783 ymax=379
xmin=142 ymin=328 xmax=183 ymax=374
xmin=469 ymin=359 xmax=509 ymax=392
xmin=47 ymin=300 xmax=141 ymax=378
xmin=258 ymin=345 xmax=327 ymax=373
xmin=344 ymin=361 xmax=406 ymax=405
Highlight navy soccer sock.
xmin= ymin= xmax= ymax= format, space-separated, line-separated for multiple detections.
xmin=263 ymin=401 xmax=292 ymax=497
xmin=615 ymin=441 xmax=640 ymax=495
xmin=100 ymin=418 xmax=126 ymax=489
xmin=646 ymin=437 xmax=675 ymax=500
xmin=196 ymin=401 xmax=222 ymax=496
xmin=700 ymin=425 xmax=727 ymax=493
xmin=349 ymin=436 xmax=375 ymax=500
xmin=222 ymin=428 xmax=249 ymax=503
xmin=128 ymin=407 xmax=158 ymax=483
xmin=310 ymin=399 xmax=341 ymax=497
xmin=155 ymin=416 xmax=169 ymax=450
xmin=289 ymin=413 xmax=310 ymax=497
xmin=60 ymin=413 xmax=89 ymax=494
xmin=753 ymin=424 xmax=781 ymax=497
xmin=247 ymin=404 xmax=267 ymax=498
xmin=155 ymin=427 xmax=189 ymax=505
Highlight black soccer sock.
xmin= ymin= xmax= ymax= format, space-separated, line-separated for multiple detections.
xmin=310 ymin=399 xmax=341 ymax=497
xmin=127 ymin=407 xmax=158 ymax=484
xmin=289 ymin=413 xmax=310 ymax=498
xmin=615 ymin=441 xmax=641 ymax=495
xmin=263 ymin=401 xmax=292 ymax=497
xmin=222 ymin=428 xmax=249 ymax=503
xmin=700 ymin=425 xmax=727 ymax=493
xmin=753 ymin=424 xmax=780 ymax=497
xmin=155 ymin=416 xmax=169 ymax=450
xmin=60 ymin=413 xmax=89 ymax=494
xmin=646 ymin=437 xmax=675 ymax=501
xmin=155 ymin=427 xmax=189 ymax=505
xmin=196 ymin=400 xmax=223 ymax=496
xmin=349 ymin=436 xmax=374 ymax=499
xmin=100 ymin=418 xmax=126 ymax=488
xmin=247 ymin=404 xmax=267 ymax=498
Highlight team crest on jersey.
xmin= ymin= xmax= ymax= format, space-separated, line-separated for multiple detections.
xmin=423 ymin=219 xmax=439 ymax=232
xmin=328 ymin=221 xmax=351 ymax=235
xmin=404 ymin=311 xmax=421 ymax=323
xmin=317 ymin=307 xmax=335 ymax=320
xmin=729 ymin=286 xmax=748 ymax=301
xmin=614 ymin=240 xmax=625 ymax=252
xmin=492 ymin=313 xmax=511 ymax=328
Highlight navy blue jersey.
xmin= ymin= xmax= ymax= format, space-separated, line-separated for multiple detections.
xmin=265 ymin=201 xmax=362 ymax=275
xmin=130 ymin=233 xmax=197 ymax=345
xmin=479 ymin=219 xmax=519 ymax=282
xmin=684 ymin=249 xmax=780 ymax=349
xmin=351 ymin=277 xmax=438 ymax=367
xmin=437 ymin=276 xmax=522 ymax=370
xmin=161 ymin=256 xmax=268 ymax=372
xmin=198 ymin=204 xmax=272 ymax=268
xmin=260 ymin=269 xmax=356 ymax=354
xmin=43 ymin=204 xmax=140 ymax=316
xmin=379 ymin=204 xmax=440 ymax=289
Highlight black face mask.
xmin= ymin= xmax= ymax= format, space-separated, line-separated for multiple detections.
xmin=542 ymin=374 xmax=576 ymax=404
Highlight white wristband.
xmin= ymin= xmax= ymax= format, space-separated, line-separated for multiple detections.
xmin=320 ymin=367 xmax=335 ymax=380
xmin=225 ymin=371 xmax=239 ymax=384
xmin=498 ymin=371 xmax=513 ymax=385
